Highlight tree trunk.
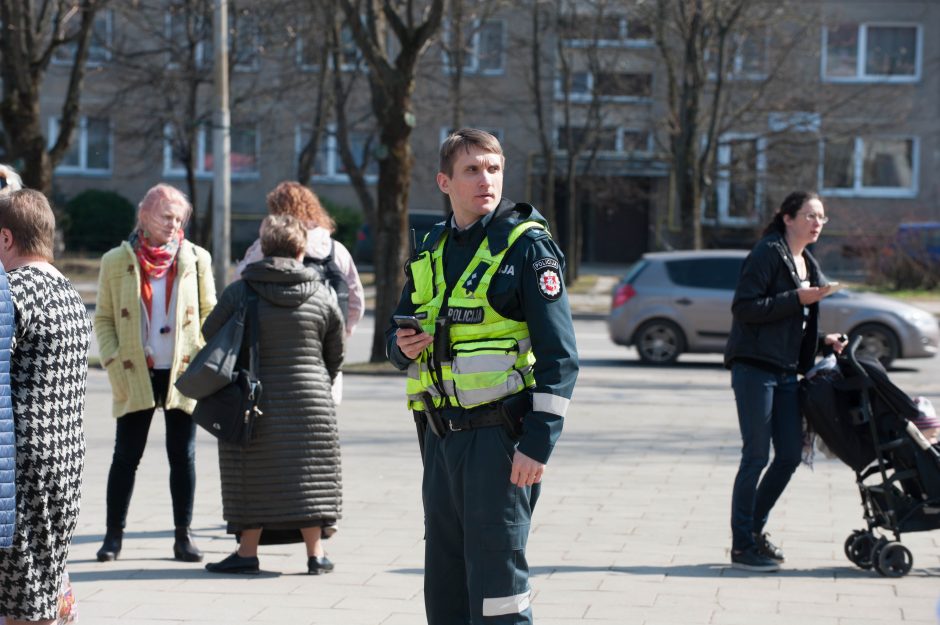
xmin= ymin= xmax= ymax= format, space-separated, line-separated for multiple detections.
xmin=564 ymin=157 xmax=579 ymax=282
xmin=368 ymin=90 xmax=414 ymax=362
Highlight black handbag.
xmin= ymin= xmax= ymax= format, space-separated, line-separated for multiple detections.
xmin=191 ymin=290 xmax=263 ymax=447
xmin=175 ymin=298 xmax=246 ymax=400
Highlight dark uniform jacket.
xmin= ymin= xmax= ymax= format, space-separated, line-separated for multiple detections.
xmin=724 ymin=232 xmax=827 ymax=374
xmin=386 ymin=199 xmax=579 ymax=464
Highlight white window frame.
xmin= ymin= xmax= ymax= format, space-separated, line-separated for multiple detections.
xmin=708 ymin=30 xmax=768 ymax=81
xmin=296 ymin=25 xmax=362 ymax=73
xmin=712 ymin=132 xmax=766 ymax=227
xmin=554 ymin=71 xmax=653 ymax=103
xmin=49 ymin=116 xmax=113 ymax=176
xmin=818 ymin=135 xmax=919 ymax=198
xmin=52 ymin=9 xmax=113 ymax=66
xmin=231 ymin=12 xmax=261 ymax=72
xmin=821 ymin=22 xmax=922 ymax=83
xmin=163 ymin=123 xmax=261 ymax=180
xmin=553 ymin=126 xmax=652 ymax=154
xmin=442 ymin=18 xmax=507 ymax=76
xmin=296 ymin=124 xmax=378 ymax=184
xmin=164 ymin=10 xmax=212 ymax=69
xmin=559 ymin=13 xmax=653 ymax=48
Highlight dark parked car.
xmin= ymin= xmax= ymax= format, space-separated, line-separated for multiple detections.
xmin=353 ymin=211 xmax=445 ymax=264
xmin=607 ymin=250 xmax=940 ymax=367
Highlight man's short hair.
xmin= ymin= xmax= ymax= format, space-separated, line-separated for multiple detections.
xmin=439 ymin=128 xmax=503 ymax=177
xmin=260 ymin=214 xmax=307 ymax=259
xmin=0 ymin=189 xmax=56 ymax=261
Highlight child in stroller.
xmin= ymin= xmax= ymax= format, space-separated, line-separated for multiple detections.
xmin=800 ymin=337 xmax=940 ymax=577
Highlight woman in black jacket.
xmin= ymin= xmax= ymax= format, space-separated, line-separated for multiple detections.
xmin=724 ymin=191 xmax=846 ymax=572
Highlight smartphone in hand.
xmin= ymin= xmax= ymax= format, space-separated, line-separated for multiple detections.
xmin=393 ymin=314 xmax=425 ymax=333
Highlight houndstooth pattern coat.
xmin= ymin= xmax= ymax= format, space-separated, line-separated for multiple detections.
xmin=0 ymin=266 xmax=90 ymax=621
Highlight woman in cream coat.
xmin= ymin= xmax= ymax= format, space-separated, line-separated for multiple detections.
xmin=94 ymin=184 xmax=216 ymax=564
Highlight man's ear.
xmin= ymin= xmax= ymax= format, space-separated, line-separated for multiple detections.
xmin=436 ymin=172 xmax=450 ymax=195
xmin=0 ymin=228 xmax=12 ymax=251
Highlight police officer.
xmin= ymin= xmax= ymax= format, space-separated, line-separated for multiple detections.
xmin=386 ymin=129 xmax=579 ymax=624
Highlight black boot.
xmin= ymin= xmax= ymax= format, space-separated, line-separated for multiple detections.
xmin=173 ymin=526 xmax=204 ymax=563
xmin=96 ymin=527 xmax=123 ymax=562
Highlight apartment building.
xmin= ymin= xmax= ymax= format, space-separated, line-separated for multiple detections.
xmin=29 ymin=1 xmax=940 ymax=265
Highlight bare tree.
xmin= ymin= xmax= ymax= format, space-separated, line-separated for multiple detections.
xmin=108 ymin=0 xmax=278 ymax=248
xmin=338 ymin=0 xmax=445 ymax=362
xmin=0 ymin=0 xmax=105 ymax=193
xmin=646 ymin=0 xmax=816 ymax=249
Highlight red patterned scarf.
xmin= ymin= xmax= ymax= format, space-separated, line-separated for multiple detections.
xmin=131 ymin=229 xmax=182 ymax=324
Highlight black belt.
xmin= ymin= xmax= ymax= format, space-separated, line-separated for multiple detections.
xmin=446 ymin=409 xmax=504 ymax=432
xmin=420 ymin=405 xmax=505 ymax=438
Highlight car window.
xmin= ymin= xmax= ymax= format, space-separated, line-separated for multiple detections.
xmin=666 ymin=258 xmax=743 ymax=291
xmin=623 ymin=260 xmax=649 ymax=284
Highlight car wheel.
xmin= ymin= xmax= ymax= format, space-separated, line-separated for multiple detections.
xmin=850 ymin=323 xmax=900 ymax=368
xmin=633 ymin=319 xmax=685 ymax=365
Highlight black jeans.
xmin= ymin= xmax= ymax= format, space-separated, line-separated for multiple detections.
xmin=105 ymin=369 xmax=197 ymax=529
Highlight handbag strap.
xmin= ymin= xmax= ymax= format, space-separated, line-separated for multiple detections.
xmin=245 ymin=288 xmax=261 ymax=380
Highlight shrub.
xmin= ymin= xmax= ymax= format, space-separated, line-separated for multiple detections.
xmin=64 ymin=189 xmax=136 ymax=253
xmin=321 ymin=198 xmax=363 ymax=252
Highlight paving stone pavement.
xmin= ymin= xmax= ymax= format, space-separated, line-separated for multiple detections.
xmin=66 ymin=354 xmax=940 ymax=625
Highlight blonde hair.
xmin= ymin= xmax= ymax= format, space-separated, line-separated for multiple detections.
xmin=260 ymin=214 xmax=307 ymax=258
xmin=0 ymin=164 xmax=23 ymax=196
xmin=0 ymin=189 xmax=56 ymax=261
xmin=136 ymin=184 xmax=192 ymax=231
xmin=266 ymin=181 xmax=335 ymax=233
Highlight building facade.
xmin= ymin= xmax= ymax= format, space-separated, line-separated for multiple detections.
xmin=25 ymin=0 xmax=940 ymax=267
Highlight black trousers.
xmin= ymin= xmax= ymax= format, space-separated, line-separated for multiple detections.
xmin=105 ymin=369 xmax=197 ymax=529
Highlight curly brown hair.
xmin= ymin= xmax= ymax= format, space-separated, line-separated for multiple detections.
xmin=265 ymin=181 xmax=335 ymax=233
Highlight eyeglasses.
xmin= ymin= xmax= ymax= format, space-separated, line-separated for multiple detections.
xmin=800 ymin=212 xmax=829 ymax=224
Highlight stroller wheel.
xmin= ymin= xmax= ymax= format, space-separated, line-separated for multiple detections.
xmin=845 ymin=531 xmax=876 ymax=569
xmin=874 ymin=542 xmax=913 ymax=578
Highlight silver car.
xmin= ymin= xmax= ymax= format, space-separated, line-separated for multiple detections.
xmin=607 ymin=250 xmax=940 ymax=367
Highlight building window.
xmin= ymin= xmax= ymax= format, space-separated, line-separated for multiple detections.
xmin=556 ymin=71 xmax=652 ymax=102
xmin=165 ymin=5 xmax=213 ymax=69
xmin=443 ymin=19 xmax=506 ymax=75
xmin=713 ymin=133 xmax=766 ymax=226
xmin=163 ymin=123 xmax=260 ymax=178
xmin=820 ymin=136 xmax=917 ymax=197
xmin=298 ymin=125 xmax=378 ymax=182
xmin=49 ymin=117 xmax=112 ymax=175
xmin=231 ymin=10 xmax=261 ymax=71
xmin=556 ymin=127 xmax=651 ymax=154
xmin=710 ymin=30 xmax=767 ymax=80
xmin=822 ymin=23 xmax=920 ymax=82
xmin=297 ymin=24 xmax=360 ymax=72
xmin=558 ymin=12 xmax=652 ymax=47
xmin=53 ymin=10 xmax=112 ymax=66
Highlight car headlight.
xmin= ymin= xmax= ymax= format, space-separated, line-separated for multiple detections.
xmin=900 ymin=311 xmax=939 ymax=330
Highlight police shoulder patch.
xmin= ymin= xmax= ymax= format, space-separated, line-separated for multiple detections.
xmin=533 ymin=257 xmax=562 ymax=301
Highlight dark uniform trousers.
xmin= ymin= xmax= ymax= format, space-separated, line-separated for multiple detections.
xmin=423 ymin=422 xmax=540 ymax=624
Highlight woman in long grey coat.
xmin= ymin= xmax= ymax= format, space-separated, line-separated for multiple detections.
xmin=203 ymin=214 xmax=344 ymax=575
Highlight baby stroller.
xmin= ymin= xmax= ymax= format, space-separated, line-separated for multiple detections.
xmin=800 ymin=337 xmax=940 ymax=577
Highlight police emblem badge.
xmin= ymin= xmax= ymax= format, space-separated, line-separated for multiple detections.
xmin=533 ymin=257 xmax=562 ymax=301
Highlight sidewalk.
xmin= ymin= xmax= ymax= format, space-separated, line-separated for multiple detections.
xmin=67 ymin=364 xmax=940 ymax=624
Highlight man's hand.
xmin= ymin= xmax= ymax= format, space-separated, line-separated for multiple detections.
xmin=396 ymin=328 xmax=434 ymax=360
xmin=510 ymin=450 xmax=545 ymax=488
